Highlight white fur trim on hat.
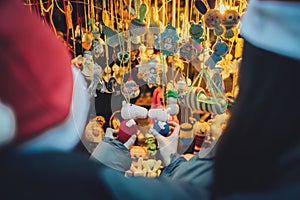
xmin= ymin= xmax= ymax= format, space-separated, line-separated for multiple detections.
xmin=0 ymin=101 xmax=16 ymax=146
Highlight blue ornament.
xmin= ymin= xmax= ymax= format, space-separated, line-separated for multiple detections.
xmin=205 ymin=38 xmax=229 ymax=69
xmin=159 ymin=24 xmax=179 ymax=56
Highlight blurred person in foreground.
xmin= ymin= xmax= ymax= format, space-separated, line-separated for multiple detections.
xmin=1 ymin=0 xmax=300 ymax=200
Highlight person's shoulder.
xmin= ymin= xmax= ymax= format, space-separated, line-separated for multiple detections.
xmin=0 ymin=151 xmax=114 ymax=199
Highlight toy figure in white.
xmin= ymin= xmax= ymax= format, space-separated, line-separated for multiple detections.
xmin=166 ymin=90 xmax=179 ymax=116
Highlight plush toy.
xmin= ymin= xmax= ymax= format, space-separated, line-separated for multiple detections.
xmin=179 ymin=41 xmax=197 ymax=61
xmin=192 ymin=120 xmax=210 ymax=154
xmin=204 ymin=9 xmax=224 ymax=36
xmin=166 ymin=89 xmax=179 ymax=116
xmin=148 ymin=108 xmax=170 ymax=136
xmin=145 ymin=135 xmax=157 ymax=156
xmin=205 ymin=38 xmax=229 ymax=69
xmin=195 ymin=0 xmax=216 ymax=14
xmin=221 ymin=9 xmax=240 ymax=39
xmin=189 ymin=21 xmax=205 ymax=44
xmin=151 ymin=86 xmax=164 ymax=108
xmin=117 ymin=101 xmax=148 ymax=143
xmin=129 ymin=3 xmax=148 ymax=36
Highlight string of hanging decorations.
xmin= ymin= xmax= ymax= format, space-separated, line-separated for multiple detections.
xmin=24 ymin=0 xmax=247 ymax=161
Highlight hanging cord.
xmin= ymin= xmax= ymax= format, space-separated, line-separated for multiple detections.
xmin=62 ymin=0 xmax=70 ymax=47
xmin=75 ymin=0 xmax=80 ymax=26
xmin=38 ymin=0 xmax=56 ymax=35
xmin=39 ymin=0 xmax=53 ymax=16
xmin=83 ymin=0 xmax=88 ymax=30
xmin=43 ymin=0 xmax=50 ymax=25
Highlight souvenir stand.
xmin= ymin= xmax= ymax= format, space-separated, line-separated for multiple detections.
xmin=24 ymin=0 xmax=247 ymax=177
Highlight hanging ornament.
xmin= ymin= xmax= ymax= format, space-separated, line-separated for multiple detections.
xmin=211 ymin=66 xmax=225 ymax=94
xmin=81 ymin=51 xmax=94 ymax=80
xmin=204 ymin=38 xmax=229 ymax=69
xmin=147 ymin=66 xmax=160 ymax=86
xmin=204 ymin=9 xmax=224 ymax=36
xmin=221 ymin=9 xmax=240 ymax=39
xmin=117 ymin=51 xmax=130 ymax=64
xmin=107 ymin=77 xmax=118 ymax=93
xmin=159 ymin=24 xmax=179 ymax=56
xmin=82 ymin=31 xmax=93 ymax=50
xmin=184 ymin=68 xmax=228 ymax=115
xmin=129 ymin=3 xmax=148 ymax=36
xmin=103 ymin=65 xmax=112 ymax=83
xmin=121 ymin=79 xmax=140 ymax=99
xmin=189 ymin=21 xmax=205 ymax=45
xmin=112 ymin=63 xmax=122 ymax=84
xmin=92 ymin=39 xmax=104 ymax=58
xmin=179 ymin=41 xmax=197 ymax=61
xmin=88 ymin=63 xmax=106 ymax=96
xmin=195 ymin=0 xmax=207 ymax=15
xmin=148 ymin=5 xmax=161 ymax=35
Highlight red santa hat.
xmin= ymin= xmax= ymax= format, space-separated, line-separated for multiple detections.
xmin=0 ymin=1 xmax=89 ymax=151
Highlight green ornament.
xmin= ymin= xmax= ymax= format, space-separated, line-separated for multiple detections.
xmin=139 ymin=3 xmax=148 ymax=22
xmin=166 ymin=89 xmax=179 ymax=98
